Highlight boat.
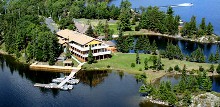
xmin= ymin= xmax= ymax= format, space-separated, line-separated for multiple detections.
xmin=67 ymin=85 xmax=74 ymax=90
xmin=60 ymin=84 xmax=74 ymax=90
xmin=177 ymin=3 xmax=193 ymax=7
xmin=52 ymin=77 xmax=65 ymax=83
xmin=60 ymin=85 xmax=69 ymax=90
xmin=67 ymin=79 xmax=80 ymax=85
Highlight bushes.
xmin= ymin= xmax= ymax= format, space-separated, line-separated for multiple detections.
xmin=168 ymin=67 xmax=173 ymax=72
xmin=199 ymin=66 xmax=204 ymax=72
xmin=107 ymin=65 xmax=111 ymax=68
xmin=131 ymin=63 xmax=135 ymax=68
xmin=174 ymin=65 xmax=180 ymax=72
xmin=139 ymin=68 xmax=143 ymax=71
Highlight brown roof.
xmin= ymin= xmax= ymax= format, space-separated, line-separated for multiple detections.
xmin=56 ymin=29 xmax=95 ymax=45
xmin=104 ymin=41 xmax=116 ymax=47
xmin=74 ymin=21 xmax=89 ymax=34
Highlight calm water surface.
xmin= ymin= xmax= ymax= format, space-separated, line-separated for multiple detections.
xmin=0 ymin=54 xmax=165 ymax=107
xmin=110 ymin=0 xmax=220 ymax=35
xmin=110 ymin=0 xmax=220 ymax=61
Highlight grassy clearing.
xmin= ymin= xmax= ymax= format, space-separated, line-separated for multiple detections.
xmin=75 ymin=18 xmax=140 ymax=35
xmin=83 ymin=53 xmax=218 ymax=82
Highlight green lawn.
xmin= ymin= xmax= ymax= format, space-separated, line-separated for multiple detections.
xmin=83 ymin=53 xmax=217 ymax=82
xmin=75 ymin=18 xmax=140 ymax=35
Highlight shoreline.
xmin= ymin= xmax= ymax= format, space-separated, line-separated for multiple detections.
xmin=123 ymin=31 xmax=220 ymax=44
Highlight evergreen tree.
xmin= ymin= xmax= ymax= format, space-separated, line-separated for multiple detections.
xmin=142 ymin=36 xmax=151 ymax=54
xmin=206 ymin=22 xmax=213 ymax=35
xmin=65 ymin=43 xmax=71 ymax=59
xmin=118 ymin=0 xmax=132 ymax=31
xmin=151 ymin=40 xmax=157 ymax=55
xmin=182 ymin=90 xmax=192 ymax=106
xmin=151 ymin=56 xmax=157 ymax=69
xmin=216 ymin=64 xmax=220 ymax=74
xmin=189 ymin=16 xmax=197 ymax=36
xmin=198 ymin=18 xmax=206 ymax=36
xmin=156 ymin=55 xmax=163 ymax=70
xmin=88 ymin=46 xmax=95 ymax=64
xmin=190 ymin=47 xmax=205 ymax=63
xmin=136 ymin=51 xmax=141 ymax=64
xmin=174 ymin=65 xmax=180 ymax=72
xmin=116 ymin=32 xmax=133 ymax=53
xmin=209 ymin=64 xmax=215 ymax=73
xmin=200 ymin=18 xmax=206 ymax=31
xmin=201 ymin=71 xmax=212 ymax=91
xmin=144 ymin=57 xmax=148 ymax=70
xmin=104 ymin=20 xmax=111 ymax=40
xmin=209 ymin=53 xmax=215 ymax=63
xmin=86 ymin=24 xmax=95 ymax=38
xmin=215 ymin=47 xmax=220 ymax=63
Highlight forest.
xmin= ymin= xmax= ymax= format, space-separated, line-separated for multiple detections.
xmin=0 ymin=0 xmax=215 ymax=65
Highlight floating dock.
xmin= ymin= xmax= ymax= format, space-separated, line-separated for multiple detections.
xmin=34 ymin=63 xmax=85 ymax=90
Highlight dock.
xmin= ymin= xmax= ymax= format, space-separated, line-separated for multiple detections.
xmin=34 ymin=62 xmax=85 ymax=90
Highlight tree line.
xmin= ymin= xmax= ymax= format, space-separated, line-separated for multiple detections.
xmin=181 ymin=16 xmax=214 ymax=38
xmin=0 ymin=0 xmax=62 ymax=65
xmin=139 ymin=66 xmax=212 ymax=106
xmin=117 ymin=34 xmax=220 ymax=64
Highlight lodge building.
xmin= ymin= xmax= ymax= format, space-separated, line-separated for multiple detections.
xmin=56 ymin=29 xmax=111 ymax=62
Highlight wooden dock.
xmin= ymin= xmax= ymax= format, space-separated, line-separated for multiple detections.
xmin=34 ymin=83 xmax=58 ymax=89
xmin=34 ymin=63 xmax=85 ymax=90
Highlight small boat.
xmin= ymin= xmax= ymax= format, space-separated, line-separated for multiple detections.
xmin=52 ymin=77 xmax=65 ymax=83
xmin=60 ymin=85 xmax=68 ymax=90
xmin=67 ymin=85 xmax=74 ymax=90
xmin=67 ymin=79 xmax=80 ymax=85
xmin=177 ymin=3 xmax=193 ymax=7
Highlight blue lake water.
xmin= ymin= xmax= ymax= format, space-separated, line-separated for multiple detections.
xmin=1 ymin=54 xmax=165 ymax=107
xmin=110 ymin=0 xmax=220 ymax=35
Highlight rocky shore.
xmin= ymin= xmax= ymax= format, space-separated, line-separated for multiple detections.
xmin=143 ymin=96 xmax=169 ymax=106
xmin=190 ymin=93 xmax=220 ymax=107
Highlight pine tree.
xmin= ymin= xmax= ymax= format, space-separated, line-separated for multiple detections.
xmin=182 ymin=90 xmax=192 ymax=106
xmin=86 ymin=24 xmax=95 ymax=38
xmin=209 ymin=64 xmax=215 ymax=73
xmin=189 ymin=16 xmax=197 ymax=35
xmin=136 ymin=51 xmax=140 ymax=64
xmin=209 ymin=53 xmax=215 ymax=63
xmin=216 ymin=64 xmax=220 ymax=74
xmin=118 ymin=0 xmax=132 ymax=31
xmin=156 ymin=55 xmax=163 ymax=70
xmin=200 ymin=18 xmax=206 ymax=31
xmin=88 ymin=46 xmax=95 ymax=64
xmin=198 ymin=18 xmax=206 ymax=36
xmin=65 ymin=43 xmax=71 ymax=59
xmin=144 ymin=57 xmax=148 ymax=70
xmin=201 ymin=71 xmax=212 ymax=91
xmin=104 ymin=20 xmax=110 ymax=40
xmin=215 ymin=47 xmax=219 ymax=63
xmin=206 ymin=22 xmax=213 ymax=35
xmin=142 ymin=36 xmax=151 ymax=54
xmin=151 ymin=40 xmax=157 ymax=55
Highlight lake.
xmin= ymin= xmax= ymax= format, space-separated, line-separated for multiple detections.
xmin=0 ymin=54 xmax=165 ymax=107
xmin=128 ymin=35 xmax=220 ymax=62
xmin=110 ymin=0 xmax=220 ymax=35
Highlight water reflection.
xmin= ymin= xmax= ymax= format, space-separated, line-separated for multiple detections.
xmin=76 ymin=70 xmax=109 ymax=87
xmin=131 ymin=35 xmax=220 ymax=62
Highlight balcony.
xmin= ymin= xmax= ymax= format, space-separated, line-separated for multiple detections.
xmin=69 ymin=43 xmax=108 ymax=51
xmin=70 ymin=49 xmax=111 ymax=58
